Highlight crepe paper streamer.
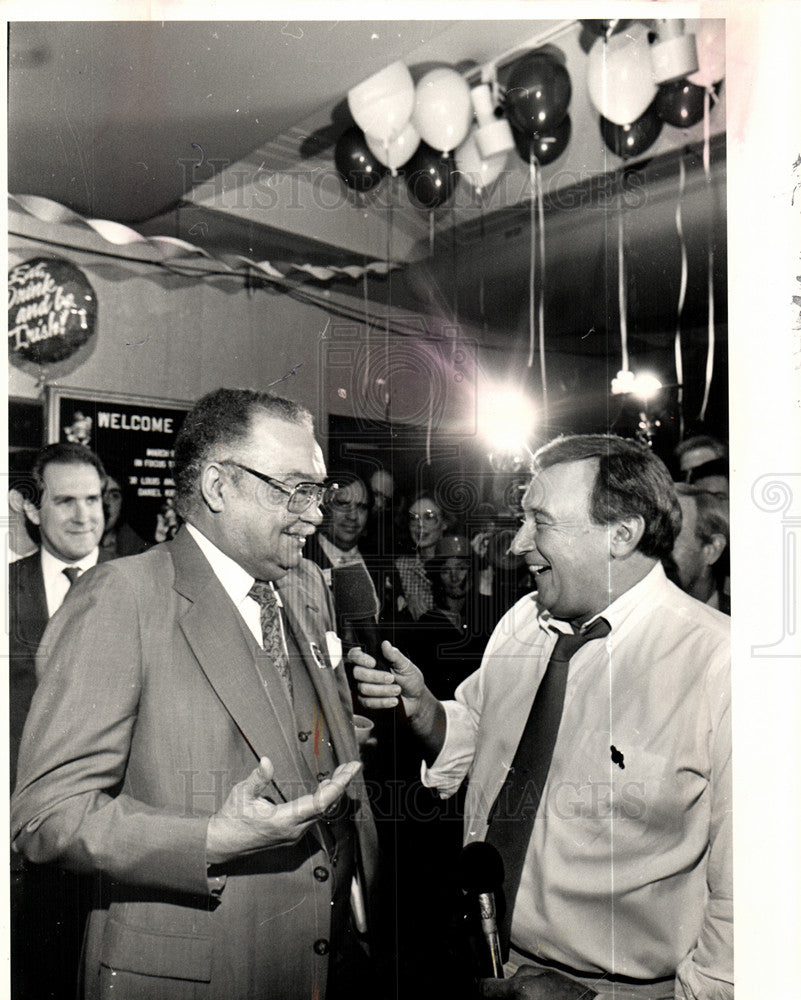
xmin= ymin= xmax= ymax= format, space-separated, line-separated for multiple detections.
xmin=535 ymin=160 xmax=547 ymax=426
xmin=9 ymin=194 xmax=399 ymax=285
xmin=674 ymin=155 xmax=688 ymax=441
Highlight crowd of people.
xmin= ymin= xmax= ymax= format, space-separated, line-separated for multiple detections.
xmin=7 ymin=392 xmax=731 ymax=1000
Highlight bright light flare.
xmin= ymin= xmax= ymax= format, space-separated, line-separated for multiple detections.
xmin=478 ymin=385 xmax=538 ymax=453
xmin=611 ymin=370 xmax=663 ymax=401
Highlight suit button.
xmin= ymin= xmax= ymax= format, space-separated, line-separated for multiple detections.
xmin=317 ymin=771 xmax=329 ymax=782
xmin=313 ymin=938 xmax=329 ymax=956
xmin=298 ymin=731 xmax=310 ymax=742
xmin=313 ymin=866 xmax=329 ymax=882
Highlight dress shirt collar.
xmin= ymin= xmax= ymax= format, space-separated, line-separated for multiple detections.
xmin=41 ymin=544 xmax=99 ymax=579
xmin=318 ymin=532 xmax=361 ymax=566
xmin=537 ymin=561 xmax=666 ymax=637
xmin=186 ymin=522 xmax=259 ymax=607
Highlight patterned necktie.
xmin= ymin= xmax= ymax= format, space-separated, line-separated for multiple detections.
xmin=248 ymin=581 xmax=293 ymax=701
xmin=62 ymin=566 xmax=82 ymax=587
xmin=484 ymin=615 xmax=612 ymax=958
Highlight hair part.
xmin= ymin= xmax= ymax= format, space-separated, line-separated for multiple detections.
xmin=174 ymin=388 xmax=313 ymax=518
xmin=533 ymin=434 xmax=681 ymax=559
xmin=30 ymin=442 xmax=106 ymax=508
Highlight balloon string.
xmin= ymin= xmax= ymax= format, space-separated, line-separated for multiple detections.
xmin=698 ymin=88 xmax=714 ymax=422
xmin=451 ymin=196 xmax=458 ymax=323
xmin=384 ymin=186 xmax=393 ymax=417
xmin=425 ymin=388 xmax=433 ymax=467
xmin=617 ymin=182 xmax=629 ymax=372
xmin=479 ymin=204 xmax=486 ymax=334
xmin=527 ymin=150 xmax=536 ymax=369
xmin=362 ymin=268 xmax=371 ymax=402
xmin=674 ymin=156 xmax=687 ymax=441
xmin=429 ymin=210 xmax=435 ymax=257
xmin=536 ymin=159 xmax=548 ymax=426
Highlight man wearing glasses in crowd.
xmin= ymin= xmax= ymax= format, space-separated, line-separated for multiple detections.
xmin=11 ymin=388 xmax=378 ymax=1000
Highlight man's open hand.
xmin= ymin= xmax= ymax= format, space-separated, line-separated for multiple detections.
xmin=206 ymin=756 xmax=362 ymax=865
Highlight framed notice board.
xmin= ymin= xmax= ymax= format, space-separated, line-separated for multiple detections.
xmin=47 ymin=387 xmax=192 ymax=545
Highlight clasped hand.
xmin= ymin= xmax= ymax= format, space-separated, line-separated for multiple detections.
xmin=206 ymin=756 xmax=362 ymax=865
xmin=350 ymin=640 xmax=425 ymax=712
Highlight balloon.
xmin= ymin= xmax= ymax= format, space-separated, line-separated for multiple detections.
xmin=686 ymin=19 xmax=725 ymax=87
xmin=655 ymin=79 xmax=706 ymax=128
xmin=366 ymin=121 xmax=420 ymax=174
xmin=587 ymin=21 xmax=657 ymax=125
xmin=512 ymin=114 xmax=572 ymax=167
xmin=504 ymin=52 xmax=572 ymax=137
xmin=455 ymin=130 xmax=509 ymax=193
xmin=580 ymin=19 xmax=630 ymax=38
xmin=347 ymin=61 xmax=415 ymax=145
xmin=600 ymin=109 xmax=663 ymax=159
xmin=334 ymin=127 xmax=385 ymax=192
xmin=411 ymin=67 xmax=473 ymax=153
xmin=405 ymin=141 xmax=458 ymax=210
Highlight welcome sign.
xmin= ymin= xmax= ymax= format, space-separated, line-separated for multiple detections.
xmin=8 ymin=256 xmax=97 ymax=365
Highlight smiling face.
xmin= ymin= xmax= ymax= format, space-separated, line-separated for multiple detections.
xmin=26 ymin=461 xmax=104 ymax=562
xmin=327 ymin=480 xmax=370 ymax=550
xmin=511 ymin=459 xmax=613 ymax=626
xmin=211 ymin=412 xmax=326 ymax=581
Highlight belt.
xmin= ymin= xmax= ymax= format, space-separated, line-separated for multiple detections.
xmin=510 ymin=946 xmax=675 ymax=988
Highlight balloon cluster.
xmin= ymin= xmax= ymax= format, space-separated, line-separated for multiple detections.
xmin=587 ymin=19 xmax=725 ymax=160
xmin=336 ymin=50 xmax=574 ymax=208
xmin=333 ymin=22 xmax=724 ymax=200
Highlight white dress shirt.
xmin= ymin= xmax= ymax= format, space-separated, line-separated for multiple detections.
xmin=185 ymin=522 xmax=285 ymax=648
xmin=41 ymin=546 xmax=100 ymax=617
xmin=423 ymin=563 xmax=732 ymax=1000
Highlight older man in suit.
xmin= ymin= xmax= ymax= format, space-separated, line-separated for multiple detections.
xmin=12 ymin=388 xmax=377 ymax=1000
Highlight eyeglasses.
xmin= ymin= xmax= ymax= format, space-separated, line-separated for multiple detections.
xmin=224 ymin=461 xmax=338 ymax=514
xmin=408 ymin=509 xmax=441 ymax=523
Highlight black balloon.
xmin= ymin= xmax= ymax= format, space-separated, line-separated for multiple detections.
xmin=580 ymin=19 xmax=629 ymax=38
xmin=405 ymin=141 xmax=458 ymax=210
xmin=654 ymin=79 xmax=707 ymax=129
xmin=600 ymin=109 xmax=663 ymax=159
xmin=513 ymin=114 xmax=571 ymax=167
xmin=334 ymin=127 xmax=385 ymax=192
xmin=505 ymin=52 xmax=571 ymax=138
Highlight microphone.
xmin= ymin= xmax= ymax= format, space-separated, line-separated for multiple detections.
xmin=331 ymin=561 xmax=391 ymax=669
xmin=459 ymin=841 xmax=505 ymax=979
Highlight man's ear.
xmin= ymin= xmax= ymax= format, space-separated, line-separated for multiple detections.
xmin=703 ymin=533 xmax=727 ymax=568
xmin=609 ymin=515 xmax=645 ymax=558
xmin=22 ymin=499 xmax=41 ymax=527
xmin=199 ymin=463 xmax=227 ymax=513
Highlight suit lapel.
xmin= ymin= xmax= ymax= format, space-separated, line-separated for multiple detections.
xmin=170 ymin=528 xmax=307 ymax=793
xmin=16 ymin=554 xmax=49 ymax=650
xmin=279 ymin=571 xmax=358 ymax=765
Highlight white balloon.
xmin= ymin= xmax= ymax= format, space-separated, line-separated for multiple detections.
xmin=348 ymin=61 xmax=415 ymax=145
xmin=686 ymin=19 xmax=725 ymax=87
xmin=587 ymin=22 xmax=657 ymax=126
xmin=455 ymin=130 xmax=508 ymax=193
xmin=366 ymin=122 xmax=420 ymax=173
xmin=412 ymin=67 xmax=473 ymax=153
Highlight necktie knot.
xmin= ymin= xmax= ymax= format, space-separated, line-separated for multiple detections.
xmin=549 ymin=616 xmax=611 ymax=663
xmin=248 ymin=581 xmax=293 ymax=701
xmin=63 ymin=566 xmax=82 ymax=587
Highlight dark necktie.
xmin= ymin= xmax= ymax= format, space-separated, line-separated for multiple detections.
xmin=62 ymin=566 xmax=82 ymax=587
xmin=248 ymin=581 xmax=293 ymax=702
xmin=484 ymin=615 xmax=612 ymax=958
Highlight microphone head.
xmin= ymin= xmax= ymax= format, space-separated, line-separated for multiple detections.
xmin=459 ymin=840 xmax=505 ymax=893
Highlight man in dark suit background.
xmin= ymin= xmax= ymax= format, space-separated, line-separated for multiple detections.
xmin=9 ymin=441 xmax=107 ymax=787
xmin=8 ymin=441 xmax=107 ymax=1000
xmin=11 ymin=388 xmax=377 ymax=1000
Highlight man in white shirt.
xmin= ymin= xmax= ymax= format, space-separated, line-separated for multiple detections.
xmin=353 ymin=434 xmax=732 ymax=1000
